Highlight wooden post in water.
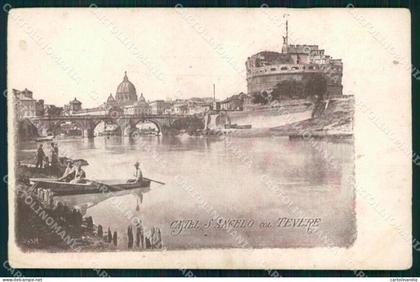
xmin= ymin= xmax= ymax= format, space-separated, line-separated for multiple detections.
xmin=140 ymin=229 xmax=144 ymax=249
xmin=86 ymin=216 xmax=93 ymax=231
xmin=107 ymin=227 xmax=112 ymax=243
xmin=127 ymin=225 xmax=133 ymax=249
xmin=113 ymin=231 xmax=118 ymax=246
xmin=97 ymin=225 xmax=103 ymax=238
xmin=151 ymin=227 xmax=162 ymax=249
xmin=136 ymin=221 xmax=144 ymax=249
xmin=145 ymin=236 xmax=151 ymax=249
xmin=135 ymin=227 xmax=140 ymax=248
xmin=156 ymin=228 xmax=162 ymax=249
xmin=150 ymin=227 xmax=156 ymax=249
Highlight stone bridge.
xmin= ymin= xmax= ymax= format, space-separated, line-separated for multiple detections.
xmin=28 ymin=114 xmax=195 ymax=138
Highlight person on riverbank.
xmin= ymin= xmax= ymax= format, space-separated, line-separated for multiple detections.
xmin=70 ymin=161 xmax=87 ymax=184
xmin=49 ymin=142 xmax=59 ymax=174
xmin=54 ymin=143 xmax=59 ymax=155
xmin=58 ymin=161 xmax=75 ymax=182
xmin=35 ymin=144 xmax=45 ymax=168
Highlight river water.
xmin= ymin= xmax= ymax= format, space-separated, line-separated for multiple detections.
xmin=18 ymin=135 xmax=356 ymax=250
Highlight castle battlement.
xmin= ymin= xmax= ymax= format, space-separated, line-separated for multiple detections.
xmin=247 ymin=63 xmax=342 ymax=77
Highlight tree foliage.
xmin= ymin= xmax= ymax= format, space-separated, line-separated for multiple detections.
xmin=252 ymin=91 xmax=269 ymax=105
xmin=303 ymin=73 xmax=327 ymax=100
xmin=252 ymin=73 xmax=328 ymax=104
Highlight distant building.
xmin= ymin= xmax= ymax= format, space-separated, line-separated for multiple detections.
xmin=68 ymin=71 xmax=152 ymax=117
xmin=64 ymin=98 xmax=82 ymax=115
xmin=238 ymin=92 xmax=252 ymax=106
xmin=212 ymin=100 xmax=221 ymax=111
xmin=72 ymin=94 xmax=119 ymax=116
xmin=13 ymin=88 xmax=36 ymax=119
xmin=202 ymin=104 xmax=212 ymax=112
xmin=211 ymin=92 xmax=252 ymax=112
xmin=35 ymin=99 xmax=45 ymax=116
xmin=183 ymin=98 xmax=212 ymax=115
xmin=66 ymin=73 xmax=219 ymax=117
xmin=106 ymin=93 xmax=118 ymax=107
xmin=107 ymin=105 xmax=124 ymax=117
xmin=124 ymin=93 xmax=151 ymax=115
xmin=188 ymin=103 xmax=211 ymax=115
xmin=44 ymin=104 xmax=63 ymax=117
xmin=69 ymin=98 xmax=82 ymax=112
xmin=115 ymin=71 xmax=138 ymax=106
xmin=14 ymin=88 xmax=33 ymax=99
xmin=150 ymin=100 xmax=171 ymax=115
xmin=220 ymin=96 xmax=243 ymax=111
xmin=189 ymin=97 xmax=215 ymax=104
xmin=172 ymin=103 xmax=189 ymax=115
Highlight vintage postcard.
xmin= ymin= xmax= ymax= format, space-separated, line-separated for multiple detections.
xmin=7 ymin=7 xmax=412 ymax=269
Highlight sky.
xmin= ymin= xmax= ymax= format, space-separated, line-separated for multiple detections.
xmin=8 ymin=8 xmax=410 ymax=108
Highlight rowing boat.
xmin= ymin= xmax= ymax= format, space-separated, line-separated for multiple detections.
xmin=29 ymin=178 xmax=151 ymax=196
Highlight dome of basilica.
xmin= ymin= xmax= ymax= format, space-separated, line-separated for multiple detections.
xmin=116 ymin=71 xmax=137 ymax=105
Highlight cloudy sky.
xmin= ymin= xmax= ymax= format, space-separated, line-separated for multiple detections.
xmin=8 ymin=8 xmax=410 ymax=108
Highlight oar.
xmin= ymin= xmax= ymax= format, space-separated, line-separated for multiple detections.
xmin=144 ymin=177 xmax=165 ymax=185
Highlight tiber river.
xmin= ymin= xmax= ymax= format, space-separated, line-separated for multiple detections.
xmin=18 ymin=135 xmax=356 ymax=250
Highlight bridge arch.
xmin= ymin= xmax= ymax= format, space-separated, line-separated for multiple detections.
xmin=92 ymin=118 xmax=123 ymax=137
xmin=49 ymin=120 xmax=85 ymax=136
xmin=129 ymin=118 xmax=162 ymax=137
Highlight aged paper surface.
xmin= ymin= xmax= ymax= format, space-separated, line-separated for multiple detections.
xmin=7 ymin=8 xmax=412 ymax=269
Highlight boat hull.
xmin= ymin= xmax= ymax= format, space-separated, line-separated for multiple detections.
xmin=30 ymin=178 xmax=151 ymax=196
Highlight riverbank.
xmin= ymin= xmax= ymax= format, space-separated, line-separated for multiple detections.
xmin=270 ymin=95 xmax=354 ymax=138
xmin=197 ymin=96 xmax=353 ymax=139
xmin=14 ymin=165 xmax=163 ymax=252
xmin=15 ymin=180 xmax=116 ymax=251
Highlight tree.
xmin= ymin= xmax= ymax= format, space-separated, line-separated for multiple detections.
xmin=252 ymin=73 xmax=328 ymax=104
xmin=303 ymin=73 xmax=327 ymax=100
xmin=252 ymin=91 xmax=269 ymax=105
xmin=171 ymin=116 xmax=204 ymax=131
xmin=271 ymin=79 xmax=305 ymax=100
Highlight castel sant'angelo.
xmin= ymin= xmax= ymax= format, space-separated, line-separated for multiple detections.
xmin=245 ymin=20 xmax=343 ymax=97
